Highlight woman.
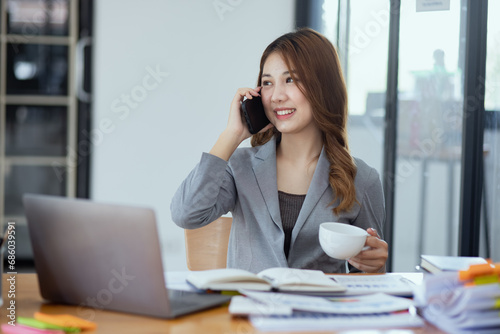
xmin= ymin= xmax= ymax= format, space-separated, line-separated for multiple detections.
xmin=171 ymin=28 xmax=388 ymax=273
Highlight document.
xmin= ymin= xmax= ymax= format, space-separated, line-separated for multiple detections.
xmin=229 ymin=295 xmax=293 ymax=316
xmin=164 ymin=271 xmax=196 ymax=292
xmin=231 ymin=277 xmax=425 ymax=331
xmin=239 ymin=290 xmax=415 ymax=314
xmin=250 ymin=311 xmax=424 ymax=331
xmin=329 ymin=274 xmax=416 ymax=296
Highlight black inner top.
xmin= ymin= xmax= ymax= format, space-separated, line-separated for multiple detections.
xmin=278 ymin=190 xmax=306 ymax=259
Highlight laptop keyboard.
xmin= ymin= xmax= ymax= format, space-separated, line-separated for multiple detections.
xmin=167 ymin=289 xmax=231 ymax=316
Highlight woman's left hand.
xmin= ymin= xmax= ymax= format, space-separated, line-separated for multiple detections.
xmin=348 ymin=228 xmax=388 ymax=273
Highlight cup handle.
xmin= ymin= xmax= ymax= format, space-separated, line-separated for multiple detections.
xmin=348 ymin=246 xmax=371 ymax=260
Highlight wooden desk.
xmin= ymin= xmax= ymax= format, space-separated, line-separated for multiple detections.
xmin=1 ymin=274 xmax=446 ymax=333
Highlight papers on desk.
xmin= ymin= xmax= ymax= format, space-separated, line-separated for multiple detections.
xmin=231 ymin=290 xmax=424 ymax=330
xmin=250 ymin=311 xmax=424 ymax=332
xmin=164 ymin=271 xmax=197 ymax=291
xmin=329 ymin=274 xmax=416 ymax=296
xmin=166 ymin=270 xmax=419 ymax=296
xmin=415 ymin=264 xmax=500 ymax=334
xmin=235 ymin=290 xmax=415 ymax=314
xmin=166 ymin=270 xmax=426 ymax=331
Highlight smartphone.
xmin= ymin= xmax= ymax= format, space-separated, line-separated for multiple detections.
xmin=241 ymin=96 xmax=270 ymax=134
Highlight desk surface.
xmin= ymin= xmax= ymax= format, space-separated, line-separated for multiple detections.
xmin=1 ymin=274 xmax=446 ymax=334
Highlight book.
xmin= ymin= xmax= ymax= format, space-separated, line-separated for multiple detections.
xmin=186 ymin=267 xmax=346 ymax=292
xmin=419 ymin=255 xmax=487 ymax=274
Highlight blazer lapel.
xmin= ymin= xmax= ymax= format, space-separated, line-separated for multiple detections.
xmin=252 ymin=137 xmax=282 ymax=230
xmin=291 ymin=147 xmax=330 ymax=241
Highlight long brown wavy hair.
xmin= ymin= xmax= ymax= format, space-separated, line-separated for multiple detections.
xmin=251 ymin=28 xmax=357 ymax=215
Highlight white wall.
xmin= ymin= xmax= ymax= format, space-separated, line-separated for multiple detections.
xmin=91 ymin=0 xmax=295 ymax=271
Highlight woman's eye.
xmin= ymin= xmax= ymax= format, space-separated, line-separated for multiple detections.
xmin=262 ymin=80 xmax=272 ymax=86
xmin=286 ymin=77 xmax=295 ymax=83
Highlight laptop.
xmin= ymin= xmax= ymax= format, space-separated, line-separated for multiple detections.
xmin=23 ymin=194 xmax=231 ymax=319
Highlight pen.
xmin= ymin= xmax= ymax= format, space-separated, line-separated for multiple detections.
xmin=399 ymin=277 xmax=416 ymax=287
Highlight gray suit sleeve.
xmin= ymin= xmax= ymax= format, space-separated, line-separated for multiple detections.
xmin=170 ymin=152 xmax=237 ymax=229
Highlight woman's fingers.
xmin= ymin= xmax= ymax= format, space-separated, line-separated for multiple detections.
xmin=227 ymin=87 xmax=266 ymax=141
xmin=348 ymin=229 xmax=388 ymax=273
xmin=348 ymin=258 xmax=384 ymax=273
xmin=235 ymin=87 xmax=261 ymax=100
xmin=367 ymin=228 xmax=380 ymax=238
xmin=231 ymin=87 xmax=261 ymax=112
xmin=245 ymin=87 xmax=261 ymax=99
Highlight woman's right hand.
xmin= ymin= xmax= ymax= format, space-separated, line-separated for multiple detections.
xmin=226 ymin=87 xmax=262 ymax=142
xmin=210 ymin=87 xmax=272 ymax=161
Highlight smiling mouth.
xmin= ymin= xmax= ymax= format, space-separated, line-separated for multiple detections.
xmin=275 ymin=109 xmax=296 ymax=116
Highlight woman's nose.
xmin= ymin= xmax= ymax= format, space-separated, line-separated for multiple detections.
xmin=271 ymin=84 xmax=286 ymax=104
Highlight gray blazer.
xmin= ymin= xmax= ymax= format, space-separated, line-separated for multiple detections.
xmin=171 ymin=136 xmax=385 ymax=273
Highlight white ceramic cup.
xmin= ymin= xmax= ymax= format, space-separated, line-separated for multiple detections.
xmin=319 ymin=222 xmax=369 ymax=260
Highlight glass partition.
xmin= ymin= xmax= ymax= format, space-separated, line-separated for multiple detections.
xmin=482 ymin=0 xmax=500 ymax=261
xmin=320 ymin=0 xmax=389 ymax=176
xmin=312 ymin=0 xmax=495 ymax=269
xmin=344 ymin=0 xmax=389 ymax=174
xmin=393 ymin=1 xmax=465 ymax=270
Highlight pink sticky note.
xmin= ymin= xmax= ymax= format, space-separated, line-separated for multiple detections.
xmin=1 ymin=324 xmax=65 ymax=334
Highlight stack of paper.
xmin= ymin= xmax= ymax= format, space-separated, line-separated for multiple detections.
xmin=415 ymin=261 xmax=500 ymax=334
xmin=250 ymin=312 xmax=424 ymax=331
xmin=230 ymin=290 xmax=424 ymax=331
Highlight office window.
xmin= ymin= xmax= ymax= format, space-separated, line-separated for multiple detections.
xmin=0 ymin=0 xmax=92 ymax=263
xmin=6 ymin=43 xmax=69 ymax=95
xmin=319 ymin=0 xmax=389 ymax=175
xmin=320 ymin=0 xmax=338 ymax=46
xmin=484 ymin=1 xmax=500 ymax=112
xmin=482 ymin=0 xmax=500 ymax=261
xmin=304 ymin=0 xmax=499 ymax=270
xmin=392 ymin=1 xmax=466 ymax=270
xmin=5 ymin=105 xmax=68 ymax=156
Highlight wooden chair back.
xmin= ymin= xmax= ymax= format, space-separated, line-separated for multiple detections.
xmin=184 ymin=217 xmax=232 ymax=271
